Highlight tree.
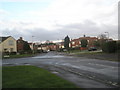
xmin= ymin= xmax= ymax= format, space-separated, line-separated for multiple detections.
xmin=23 ymin=41 xmax=31 ymax=52
xmin=64 ymin=35 xmax=70 ymax=50
xmin=81 ymin=39 xmax=88 ymax=47
xmin=93 ymin=41 xmax=100 ymax=48
xmin=98 ymin=34 xmax=107 ymax=48
xmin=98 ymin=34 xmax=107 ymax=39
xmin=102 ymin=41 xmax=117 ymax=53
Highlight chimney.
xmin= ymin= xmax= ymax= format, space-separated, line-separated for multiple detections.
xmin=20 ymin=37 xmax=23 ymax=40
xmin=84 ymin=35 xmax=86 ymax=37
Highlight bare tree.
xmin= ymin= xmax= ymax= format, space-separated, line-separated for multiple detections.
xmin=97 ymin=34 xmax=107 ymax=48
xmin=98 ymin=34 xmax=107 ymax=39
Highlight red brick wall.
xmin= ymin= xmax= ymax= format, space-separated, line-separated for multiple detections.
xmin=17 ymin=40 xmax=24 ymax=52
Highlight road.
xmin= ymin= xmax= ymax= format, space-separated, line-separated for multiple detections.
xmin=2 ymin=51 xmax=119 ymax=88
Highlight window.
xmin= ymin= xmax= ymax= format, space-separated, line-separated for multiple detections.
xmin=72 ymin=42 xmax=75 ymax=44
xmin=8 ymin=40 xmax=14 ymax=45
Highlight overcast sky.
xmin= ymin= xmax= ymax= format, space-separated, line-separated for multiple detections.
xmin=0 ymin=0 xmax=119 ymax=42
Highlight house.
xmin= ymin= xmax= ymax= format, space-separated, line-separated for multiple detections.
xmin=37 ymin=44 xmax=48 ymax=51
xmin=0 ymin=36 xmax=17 ymax=53
xmin=58 ymin=42 xmax=64 ymax=49
xmin=17 ymin=37 xmax=32 ymax=54
xmin=71 ymin=38 xmax=80 ymax=48
xmin=17 ymin=37 xmax=24 ymax=52
xmin=70 ymin=36 xmax=98 ymax=50
xmin=47 ymin=44 xmax=58 ymax=51
xmin=79 ymin=36 xmax=98 ymax=48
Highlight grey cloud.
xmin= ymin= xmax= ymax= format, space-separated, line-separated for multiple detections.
xmin=1 ymin=20 xmax=118 ymax=41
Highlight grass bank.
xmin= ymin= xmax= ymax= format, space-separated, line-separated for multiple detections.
xmin=3 ymin=65 xmax=78 ymax=88
xmin=2 ymin=53 xmax=37 ymax=59
xmin=65 ymin=50 xmax=119 ymax=62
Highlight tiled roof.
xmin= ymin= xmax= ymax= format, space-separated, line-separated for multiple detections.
xmin=0 ymin=36 xmax=11 ymax=43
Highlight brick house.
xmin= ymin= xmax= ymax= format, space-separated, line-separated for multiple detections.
xmin=17 ymin=37 xmax=25 ymax=52
xmin=79 ymin=36 xmax=98 ymax=48
xmin=70 ymin=38 xmax=80 ymax=48
xmin=17 ymin=37 xmax=31 ymax=53
xmin=70 ymin=36 xmax=98 ymax=50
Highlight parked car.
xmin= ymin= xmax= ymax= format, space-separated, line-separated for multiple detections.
xmin=43 ymin=50 xmax=48 ymax=53
xmin=88 ymin=47 xmax=97 ymax=51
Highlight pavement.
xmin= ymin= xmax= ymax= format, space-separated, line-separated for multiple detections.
xmin=2 ymin=51 xmax=120 ymax=89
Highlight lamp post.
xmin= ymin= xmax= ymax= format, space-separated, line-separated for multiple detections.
xmin=32 ymin=36 xmax=34 ymax=54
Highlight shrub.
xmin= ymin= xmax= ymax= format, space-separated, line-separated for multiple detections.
xmin=9 ymin=52 xmax=17 ymax=55
xmin=102 ymin=41 xmax=117 ymax=53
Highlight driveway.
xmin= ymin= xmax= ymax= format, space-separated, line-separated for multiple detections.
xmin=2 ymin=51 xmax=119 ymax=88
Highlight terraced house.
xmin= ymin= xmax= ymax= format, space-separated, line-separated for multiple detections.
xmin=0 ymin=36 xmax=17 ymax=54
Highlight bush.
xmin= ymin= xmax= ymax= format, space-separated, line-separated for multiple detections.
xmin=102 ymin=41 xmax=117 ymax=53
xmin=116 ymin=41 xmax=120 ymax=54
xmin=9 ymin=52 xmax=17 ymax=55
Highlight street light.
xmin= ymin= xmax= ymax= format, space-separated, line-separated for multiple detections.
xmin=32 ymin=36 xmax=34 ymax=54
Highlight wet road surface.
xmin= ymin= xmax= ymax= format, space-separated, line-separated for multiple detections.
xmin=2 ymin=51 xmax=119 ymax=88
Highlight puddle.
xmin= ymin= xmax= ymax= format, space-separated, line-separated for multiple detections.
xmin=32 ymin=55 xmax=65 ymax=59
xmin=51 ymin=71 xmax=59 ymax=74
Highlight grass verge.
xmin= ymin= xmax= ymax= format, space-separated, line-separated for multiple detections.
xmin=3 ymin=54 xmax=35 ymax=59
xmin=3 ymin=65 xmax=78 ymax=88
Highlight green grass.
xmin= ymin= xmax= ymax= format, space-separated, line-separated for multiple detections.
xmin=3 ymin=66 xmax=78 ymax=88
xmin=3 ymin=54 xmax=34 ymax=59
xmin=68 ymin=49 xmax=102 ymax=55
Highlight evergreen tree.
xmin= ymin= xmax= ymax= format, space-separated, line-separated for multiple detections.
xmin=81 ymin=39 xmax=88 ymax=47
xmin=93 ymin=41 xmax=100 ymax=48
xmin=23 ymin=41 xmax=31 ymax=51
xmin=64 ymin=35 xmax=70 ymax=50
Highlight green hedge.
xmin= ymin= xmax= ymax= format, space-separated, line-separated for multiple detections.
xmin=102 ymin=41 xmax=117 ymax=53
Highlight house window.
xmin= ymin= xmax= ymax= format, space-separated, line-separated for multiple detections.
xmin=72 ymin=42 xmax=75 ymax=44
xmin=8 ymin=40 xmax=14 ymax=45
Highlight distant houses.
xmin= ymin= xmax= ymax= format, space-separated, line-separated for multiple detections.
xmin=0 ymin=36 xmax=31 ymax=55
xmin=37 ymin=42 xmax=58 ymax=52
xmin=0 ymin=35 xmax=115 ymax=55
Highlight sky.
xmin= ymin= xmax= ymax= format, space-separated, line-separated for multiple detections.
xmin=0 ymin=0 xmax=119 ymax=42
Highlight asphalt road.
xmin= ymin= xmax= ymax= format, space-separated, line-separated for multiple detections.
xmin=2 ymin=51 xmax=119 ymax=88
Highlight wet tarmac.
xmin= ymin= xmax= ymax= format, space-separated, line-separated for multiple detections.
xmin=2 ymin=51 xmax=119 ymax=88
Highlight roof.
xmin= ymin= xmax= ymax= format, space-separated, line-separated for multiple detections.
xmin=79 ymin=37 xmax=98 ymax=40
xmin=0 ymin=36 xmax=11 ymax=43
xmin=71 ymin=38 xmax=80 ymax=42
